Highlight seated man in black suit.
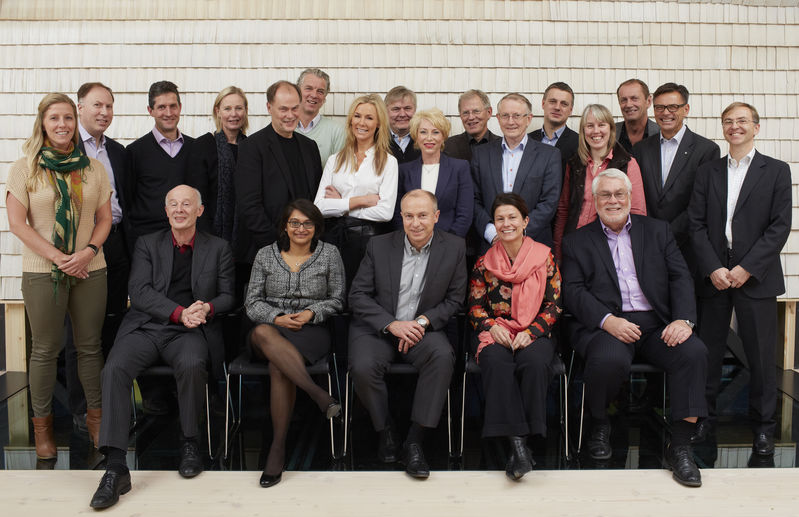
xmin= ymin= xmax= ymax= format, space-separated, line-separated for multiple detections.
xmin=89 ymin=185 xmax=235 ymax=509
xmin=349 ymin=190 xmax=466 ymax=479
xmin=562 ymin=169 xmax=707 ymax=487
xmin=529 ymin=81 xmax=578 ymax=178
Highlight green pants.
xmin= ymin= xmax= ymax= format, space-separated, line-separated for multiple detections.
xmin=22 ymin=269 xmax=107 ymax=417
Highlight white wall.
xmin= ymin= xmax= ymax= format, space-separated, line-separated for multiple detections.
xmin=1 ymin=0 xmax=797 ymax=299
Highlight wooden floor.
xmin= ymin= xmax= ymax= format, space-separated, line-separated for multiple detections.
xmin=3 ymin=469 xmax=799 ymax=516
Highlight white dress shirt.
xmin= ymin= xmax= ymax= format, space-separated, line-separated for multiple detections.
xmin=725 ymin=146 xmax=757 ymax=246
xmin=78 ymin=122 xmax=122 ymax=224
xmin=659 ymin=124 xmax=687 ymax=185
xmin=420 ymin=163 xmax=440 ymax=194
xmin=314 ymin=147 xmax=399 ymax=221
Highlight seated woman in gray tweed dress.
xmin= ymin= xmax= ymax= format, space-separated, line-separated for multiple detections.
xmin=245 ymin=198 xmax=345 ymax=488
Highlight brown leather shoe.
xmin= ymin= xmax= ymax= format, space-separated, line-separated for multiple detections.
xmin=86 ymin=408 xmax=102 ymax=448
xmin=32 ymin=414 xmax=57 ymax=459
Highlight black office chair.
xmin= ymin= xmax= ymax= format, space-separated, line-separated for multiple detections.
xmin=459 ymin=351 xmax=570 ymax=460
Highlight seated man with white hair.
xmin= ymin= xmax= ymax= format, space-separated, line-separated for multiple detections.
xmin=90 ymin=185 xmax=235 ymax=509
xmin=561 ymin=169 xmax=707 ymax=487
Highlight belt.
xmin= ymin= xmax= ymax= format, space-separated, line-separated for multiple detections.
xmin=109 ymin=223 xmax=124 ymax=234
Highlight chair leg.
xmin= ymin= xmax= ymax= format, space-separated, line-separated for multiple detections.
xmin=562 ymin=372 xmax=570 ymax=462
xmin=343 ymin=370 xmax=351 ymax=457
xmin=131 ymin=382 xmax=138 ymax=427
xmin=205 ymin=384 xmax=212 ymax=458
xmin=460 ymin=366 xmax=467 ymax=457
xmin=578 ymin=383 xmax=586 ymax=454
xmin=446 ymin=389 xmax=452 ymax=457
xmin=224 ymin=371 xmax=231 ymax=460
xmin=327 ymin=373 xmax=336 ymax=460
xmin=661 ymin=373 xmax=667 ymax=424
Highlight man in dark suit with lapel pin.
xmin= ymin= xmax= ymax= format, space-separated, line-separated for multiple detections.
xmin=529 ymin=82 xmax=578 ymax=180
xmin=385 ymin=86 xmax=422 ymax=164
xmin=562 ymin=169 xmax=707 ymax=487
xmin=444 ymin=89 xmax=500 ymax=163
xmin=235 ymin=80 xmax=323 ymax=288
xmin=615 ymin=79 xmax=660 ymax=153
xmin=472 ymin=93 xmax=562 ymax=250
xmin=688 ymin=102 xmax=792 ymax=455
xmin=90 ymin=185 xmax=235 ymax=509
xmin=349 ymin=190 xmax=466 ymax=479
xmin=632 ymin=83 xmax=719 ymax=268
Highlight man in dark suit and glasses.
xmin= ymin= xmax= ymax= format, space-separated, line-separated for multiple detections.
xmin=472 ymin=92 xmax=562 ymax=250
xmin=632 ymin=83 xmax=719 ymax=268
xmin=688 ymin=102 xmax=792 ymax=455
xmin=348 ymin=189 xmax=466 ymax=479
xmin=562 ymin=169 xmax=707 ymax=487
xmin=89 ymin=185 xmax=235 ymax=509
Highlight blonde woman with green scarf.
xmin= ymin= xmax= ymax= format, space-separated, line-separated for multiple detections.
xmin=6 ymin=93 xmax=112 ymax=460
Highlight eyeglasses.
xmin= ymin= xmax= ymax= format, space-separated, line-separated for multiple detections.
xmin=460 ymin=108 xmax=485 ymax=118
xmin=722 ymin=118 xmax=753 ymax=127
xmin=498 ymin=113 xmax=529 ymax=122
xmin=288 ymin=219 xmax=315 ymax=230
xmin=653 ymin=103 xmax=687 ymax=113
xmin=596 ymin=191 xmax=629 ymax=202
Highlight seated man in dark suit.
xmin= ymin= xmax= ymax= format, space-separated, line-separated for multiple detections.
xmin=444 ymin=89 xmax=500 ymax=163
xmin=529 ymin=81 xmax=578 ymax=179
xmin=562 ymin=169 xmax=707 ymax=488
xmin=89 ymin=185 xmax=235 ymax=509
xmin=349 ymin=190 xmax=466 ymax=479
xmin=472 ymin=93 xmax=562 ymax=250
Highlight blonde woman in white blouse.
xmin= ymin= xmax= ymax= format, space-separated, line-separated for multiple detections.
xmin=314 ymin=94 xmax=398 ymax=288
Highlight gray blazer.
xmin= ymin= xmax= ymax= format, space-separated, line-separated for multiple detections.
xmin=119 ymin=229 xmax=235 ymax=377
xmin=245 ymin=241 xmax=345 ymax=324
xmin=348 ymin=230 xmax=467 ymax=341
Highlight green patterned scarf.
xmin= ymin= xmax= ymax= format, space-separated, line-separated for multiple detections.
xmin=39 ymin=142 xmax=89 ymax=293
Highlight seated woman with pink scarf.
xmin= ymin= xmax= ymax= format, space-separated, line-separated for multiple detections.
xmin=468 ymin=192 xmax=562 ymax=481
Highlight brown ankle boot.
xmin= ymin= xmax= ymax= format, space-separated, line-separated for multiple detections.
xmin=32 ymin=414 xmax=57 ymax=459
xmin=86 ymin=408 xmax=102 ymax=448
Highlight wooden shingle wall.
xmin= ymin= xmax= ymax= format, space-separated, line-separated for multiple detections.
xmin=1 ymin=0 xmax=798 ymax=300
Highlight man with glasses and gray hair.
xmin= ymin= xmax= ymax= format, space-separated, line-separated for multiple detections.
xmin=444 ymin=89 xmax=500 ymax=163
xmin=562 ymin=168 xmax=707 ymax=488
xmin=471 ymin=92 xmax=561 ymax=251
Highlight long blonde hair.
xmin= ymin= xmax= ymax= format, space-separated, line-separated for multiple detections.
xmin=22 ymin=93 xmax=81 ymax=190
xmin=212 ymin=86 xmax=249 ymax=135
xmin=577 ymin=104 xmax=617 ymax=165
xmin=334 ymin=94 xmax=391 ymax=175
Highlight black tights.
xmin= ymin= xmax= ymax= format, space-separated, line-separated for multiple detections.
xmin=251 ymin=324 xmax=334 ymax=476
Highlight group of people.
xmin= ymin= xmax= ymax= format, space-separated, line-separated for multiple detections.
xmin=5 ymin=68 xmax=791 ymax=510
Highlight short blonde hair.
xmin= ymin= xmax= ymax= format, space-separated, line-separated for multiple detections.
xmin=212 ymin=86 xmax=249 ymax=135
xmin=409 ymin=108 xmax=451 ymax=149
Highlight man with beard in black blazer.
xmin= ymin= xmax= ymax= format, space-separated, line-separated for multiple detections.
xmin=632 ymin=83 xmax=719 ymax=269
xmin=688 ymin=102 xmax=792 ymax=455
xmin=235 ymin=80 xmax=323 ymax=292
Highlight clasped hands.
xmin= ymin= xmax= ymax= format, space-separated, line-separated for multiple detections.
xmin=53 ymin=248 xmax=95 ymax=279
xmin=274 ymin=310 xmax=314 ymax=331
xmin=601 ymin=315 xmax=692 ymax=347
xmin=710 ymin=266 xmax=751 ymax=290
xmin=180 ymin=300 xmax=212 ymax=328
xmin=387 ymin=318 xmax=428 ymax=354
xmin=488 ymin=324 xmax=532 ymax=351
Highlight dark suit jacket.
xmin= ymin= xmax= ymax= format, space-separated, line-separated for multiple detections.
xmin=561 ymin=215 xmax=696 ymax=355
xmin=615 ymin=119 xmax=659 ymax=153
xmin=393 ymin=154 xmax=474 ymax=238
xmin=119 ymin=229 xmax=235 ymax=377
xmin=78 ymin=135 xmax=129 ymax=252
xmin=632 ymin=127 xmax=719 ymax=253
xmin=471 ymin=137 xmax=562 ymax=249
xmin=444 ymin=130 xmax=500 ymax=163
xmin=348 ymin=230 xmax=467 ymax=342
xmin=688 ymin=151 xmax=792 ymax=299
xmin=389 ymin=137 xmax=422 ymax=164
xmin=529 ymin=125 xmax=578 ymax=182
xmin=234 ymin=124 xmax=322 ymax=264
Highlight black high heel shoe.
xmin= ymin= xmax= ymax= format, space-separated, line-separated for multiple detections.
xmin=260 ymin=469 xmax=283 ymax=488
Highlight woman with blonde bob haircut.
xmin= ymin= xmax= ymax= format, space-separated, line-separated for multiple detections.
xmin=552 ymin=103 xmax=645 ymax=260
xmin=6 ymin=93 xmax=112 ymax=458
xmin=394 ymin=108 xmax=473 ymax=238
xmin=190 ymin=86 xmax=249 ymax=247
xmin=314 ymin=94 xmax=398 ymax=287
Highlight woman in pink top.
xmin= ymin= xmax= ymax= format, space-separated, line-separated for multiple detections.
xmin=552 ymin=104 xmax=646 ymax=260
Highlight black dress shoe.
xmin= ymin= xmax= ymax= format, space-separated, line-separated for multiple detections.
xmin=259 ymin=470 xmax=283 ymax=488
xmin=141 ymin=396 xmax=170 ymax=416
xmin=400 ymin=442 xmax=430 ymax=479
xmin=665 ymin=443 xmax=702 ymax=487
xmin=377 ymin=426 xmax=398 ymax=463
xmin=586 ymin=422 xmax=612 ymax=460
xmin=90 ymin=469 xmax=132 ymax=509
xmin=752 ymin=433 xmax=775 ymax=455
xmin=505 ymin=435 xmax=534 ymax=481
xmin=690 ymin=419 xmax=714 ymax=444
xmin=178 ymin=440 xmax=203 ymax=478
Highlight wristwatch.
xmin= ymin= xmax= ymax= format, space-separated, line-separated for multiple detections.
xmin=416 ymin=317 xmax=429 ymax=329
xmin=684 ymin=320 xmax=696 ymax=329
